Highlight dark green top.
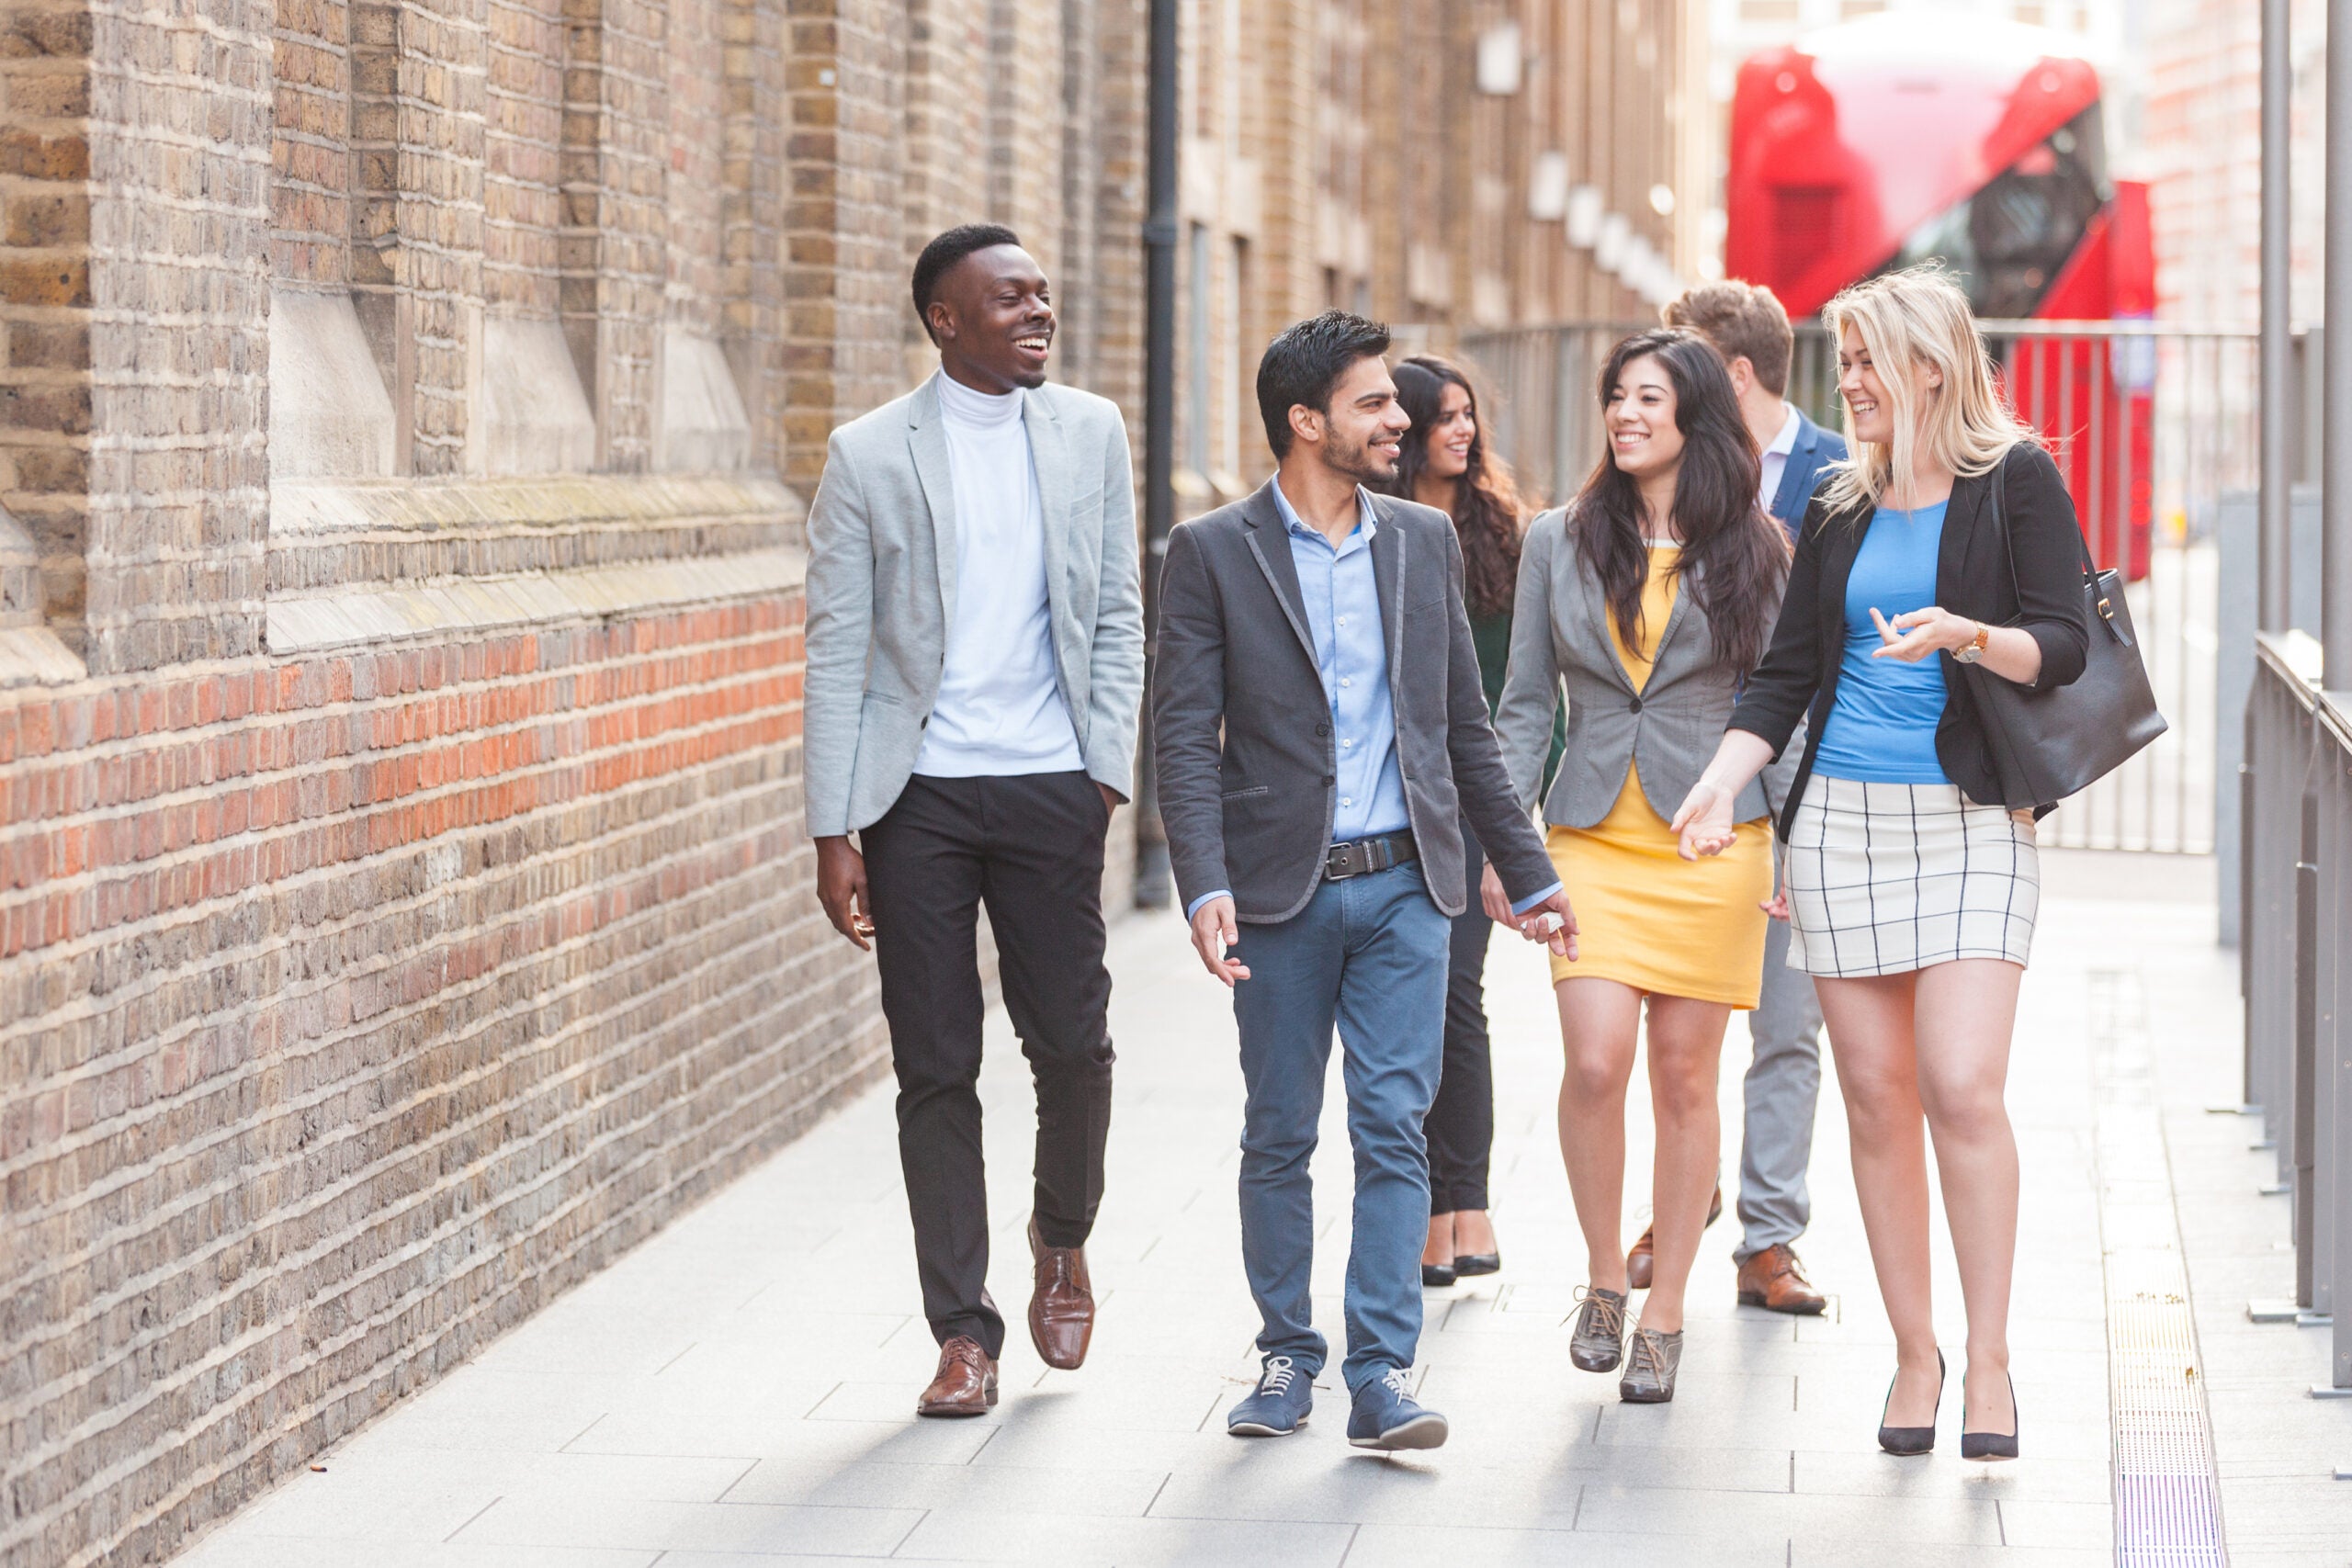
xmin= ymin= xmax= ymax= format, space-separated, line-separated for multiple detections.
xmin=1469 ymin=607 xmax=1566 ymax=791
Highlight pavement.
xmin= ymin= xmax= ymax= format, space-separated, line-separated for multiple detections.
xmin=175 ymin=851 xmax=2352 ymax=1566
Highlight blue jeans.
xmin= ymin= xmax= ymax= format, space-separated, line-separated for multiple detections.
xmin=1230 ymin=862 xmax=1449 ymax=1395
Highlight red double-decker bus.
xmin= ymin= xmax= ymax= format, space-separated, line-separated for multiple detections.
xmin=1724 ymin=15 xmax=2156 ymax=578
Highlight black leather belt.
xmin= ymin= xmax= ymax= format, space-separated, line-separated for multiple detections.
xmin=1323 ymin=830 xmax=1418 ymax=881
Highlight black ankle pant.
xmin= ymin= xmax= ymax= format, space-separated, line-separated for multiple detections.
xmin=1425 ymin=818 xmax=1494 ymax=1214
xmin=860 ymin=771 xmax=1115 ymax=1359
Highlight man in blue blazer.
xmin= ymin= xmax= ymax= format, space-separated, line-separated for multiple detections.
xmin=1621 ymin=282 xmax=1846 ymax=1316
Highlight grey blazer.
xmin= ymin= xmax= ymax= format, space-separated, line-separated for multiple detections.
xmin=1151 ymin=481 xmax=1556 ymax=923
xmin=802 ymin=377 xmax=1145 ymax=839
xmin=1493 ymin=508 xmax=1787 ymax=829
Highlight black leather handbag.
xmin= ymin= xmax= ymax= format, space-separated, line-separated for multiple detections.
xmin=1960 ymin=460 xmax=2167 ymax=808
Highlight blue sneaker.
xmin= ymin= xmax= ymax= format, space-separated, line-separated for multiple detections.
xmin=1227 ymin=1355 xmax=1314 ymax=1437
xmin=1346 ymin=1367 xmax=1448 ymax=1450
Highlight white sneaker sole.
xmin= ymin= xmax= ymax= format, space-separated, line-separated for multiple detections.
xmin=1348 ymin=1412 xmax=1449 ymax=1450
xmin=1227 ymin=1415 xmax=1306 ymax=1438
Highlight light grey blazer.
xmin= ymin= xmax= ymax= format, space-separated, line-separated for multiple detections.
xmin=801 ymin=377 xmax=1145 ymax=839
xmin=1493 ymin=508 xmax=1792 ymax=830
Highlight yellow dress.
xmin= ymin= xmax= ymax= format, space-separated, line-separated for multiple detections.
xmin=1545 ymin=544 xmax=1772 ymax=1006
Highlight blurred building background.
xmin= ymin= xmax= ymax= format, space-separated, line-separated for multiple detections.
xmin=1703 ymin=0 xmax=2147 ymax=286
xmin=2144 ymin=0 xmax=2327 ymax=324
xmin=6 ymin=1 xmax=2334 ymax=1564
xmin=1705 ymin=0 xmax=2325 ymax=330
xmin=1170 ymin=0 xmax=1710 ymax=508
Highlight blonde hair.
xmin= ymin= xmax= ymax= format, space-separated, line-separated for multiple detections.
xmin=1817 ymin=266 xmax=2039 ymax=515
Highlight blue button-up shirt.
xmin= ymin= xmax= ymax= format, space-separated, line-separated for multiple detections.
xmin=1184 ymin=480 xmax=1560 ymax=923
xmin=1274 ymin=479 xmax=1410 ymax=844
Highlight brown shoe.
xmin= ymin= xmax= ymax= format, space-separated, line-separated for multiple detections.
xmin=1027 ymin=1217 xmax=1095 ymax=1371
xmin=916 ymin=1336 xmax=999 ymax=1417
xmin=1736 ymin=1243 xmax=1826 ymax=1314
xmin=1625 ymin=1185 xmax=1723 ymax=1291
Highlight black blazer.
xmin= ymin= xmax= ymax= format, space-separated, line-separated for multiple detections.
xmin=1151 ymin=481 xmax=1557 ymax=923
xmin=1728 ymin=442 xmax=2092 ymax=838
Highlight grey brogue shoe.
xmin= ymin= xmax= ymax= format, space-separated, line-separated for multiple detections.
xmin=1618 ymin=1325 xmax=1685 ymax=1404
xmin=1568 ymin=1286 xmax=1629 ymax=1373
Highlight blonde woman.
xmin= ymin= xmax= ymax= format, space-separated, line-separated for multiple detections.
xmin=1670 ymin=269 xmax=2089 ymax=1460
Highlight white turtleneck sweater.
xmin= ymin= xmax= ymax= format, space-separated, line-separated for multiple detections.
xmin=910 ymin=370 xmax=1083 ymax=779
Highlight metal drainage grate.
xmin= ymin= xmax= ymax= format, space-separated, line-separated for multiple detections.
xmin=2091 ymin=967 xmax=2229 ymax=1565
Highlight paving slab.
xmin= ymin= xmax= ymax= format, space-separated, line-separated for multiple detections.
xmin=171 ymin=850 xmax=2352 ymax=1562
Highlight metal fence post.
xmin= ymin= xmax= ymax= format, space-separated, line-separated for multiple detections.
xmin=1131 ymin=0 xmax=1178 ymax=910
xmin=2296 ymin=787 xmax=2320 ymax=1309
xmin=2326 ymin=710 xmax=2352 ymax=1388
xmin=2264 ymin=0 xmax=2293 ymax=634
xmin=2327 ymin=0 xmax=2352 ymax=681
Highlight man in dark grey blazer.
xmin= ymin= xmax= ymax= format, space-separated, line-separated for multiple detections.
xmin=804 ymin=225 xmax=1143 ymax=1418
xmin=1152 ymin=312 xmax=1575 ymax=1451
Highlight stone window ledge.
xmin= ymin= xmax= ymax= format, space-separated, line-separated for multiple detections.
xmin=0 ymin=626 xmax=85 ymax=689
xmin=264 ymin=471 xmax=808 ymax=652
xmin=267 ymin=473 xmax=807 ymax=595
xmin=266 ymin=547 xmax=807 ymax=655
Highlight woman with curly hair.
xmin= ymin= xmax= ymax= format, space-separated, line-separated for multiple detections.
xmin=1380 ymin=355 xmax=1558 ymax=1291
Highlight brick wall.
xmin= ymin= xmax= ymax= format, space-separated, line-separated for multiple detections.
xmin=0 ymin=553 xmax=883 ymax=1568
xmin=0 ymin=2 xmax=1148 ymax=1565
xmin=482 ymin=0 xmax=561 ymax=314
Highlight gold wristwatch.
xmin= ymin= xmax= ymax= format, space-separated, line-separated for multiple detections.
xmin=1953 ymin=620 xmax=1989 ymax=664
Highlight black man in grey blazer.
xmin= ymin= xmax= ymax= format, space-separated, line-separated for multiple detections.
xmin=804 ymin=226 xmax=1144 ymax=1419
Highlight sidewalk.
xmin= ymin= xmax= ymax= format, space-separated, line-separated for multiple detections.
xmin=175 ymin=852 xmax=2350 ymax=1566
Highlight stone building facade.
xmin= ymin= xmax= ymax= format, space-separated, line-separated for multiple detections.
xmin=0 ymin=2 xmax=1140 ymax=1564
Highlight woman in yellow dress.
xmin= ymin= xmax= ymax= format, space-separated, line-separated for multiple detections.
xmin=1487 ymin=328 xmax=1792 ymax=1403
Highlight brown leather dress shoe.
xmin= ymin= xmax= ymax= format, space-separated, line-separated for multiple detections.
xmin=1736 ymin=1242 xmax=1826 ymax=1314
xmin=1027 ymin=1217 xmax=1095 ymax=1371
xmin=1625 ymin=1185 xmax=1723 ymax=1291
xmin=916 ymin=1336 xmax=999 ymax=1417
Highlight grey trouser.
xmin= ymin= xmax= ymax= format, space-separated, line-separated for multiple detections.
xmin=1735 ymin=914 xmax=1824 ymax=1261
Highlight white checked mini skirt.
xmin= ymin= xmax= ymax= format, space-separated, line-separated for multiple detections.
xmin=1783 ymin=774 xmax=2039 ymax=977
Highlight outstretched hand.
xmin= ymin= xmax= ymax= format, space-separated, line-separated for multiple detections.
xmin=1669 ymin=781 xmax=1738 ymax=861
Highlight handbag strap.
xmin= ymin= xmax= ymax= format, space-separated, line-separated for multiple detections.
xmin=1984 ymin=446 xmax=2098 ymax=604
xmin=1984 ymin=448 xmax=2122 ymax=662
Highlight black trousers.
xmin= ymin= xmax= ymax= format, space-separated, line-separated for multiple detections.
xmin=1426 ymin=818 xmax=1495 ymax=1215
xmin=858 ymin=770 xmax=1116 ymax=1359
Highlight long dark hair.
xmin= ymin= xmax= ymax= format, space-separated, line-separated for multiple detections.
xmin=1568 ymin=328 xmax=1790 ymax=674
xmin=1383 ymin=355 xmax=1529 ymax=617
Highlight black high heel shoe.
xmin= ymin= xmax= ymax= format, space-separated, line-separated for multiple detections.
xmin=1877 ymin=1350 xmax=1944 ymax=1456
xmin=1961 ymin=1373 xmax=2018 ymax=1461
xmin=1419 ymin=1260 xmax=1457 ymax=1288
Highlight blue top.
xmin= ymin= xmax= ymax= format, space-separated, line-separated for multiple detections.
xmin=1813 ymin=500 xmax=1954 ymax=785
xmin=1182 ymin=481 xmax=1560 ymax=921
